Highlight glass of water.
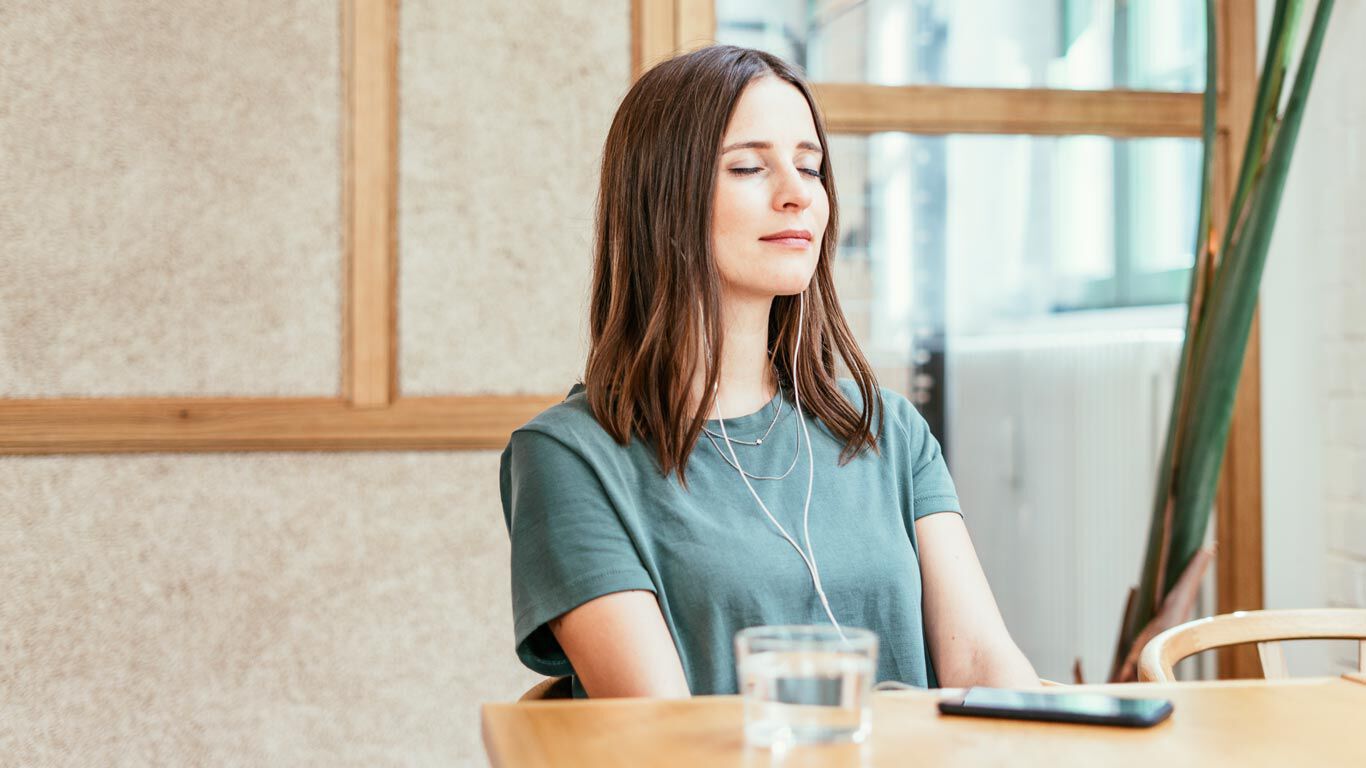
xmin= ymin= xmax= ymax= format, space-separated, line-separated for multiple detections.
xmin=735 ymin=625 xmax=878 ymax=747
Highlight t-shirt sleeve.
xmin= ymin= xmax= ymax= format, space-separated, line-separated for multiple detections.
xmin=902 ymin=401 xmax=962 ymax=520
xmin=500 ymin=428 xmax=656 ymax=677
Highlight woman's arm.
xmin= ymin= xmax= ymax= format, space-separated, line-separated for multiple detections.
xmin=549 ymin=589 xmax=691 ymax=698
xmin=916 ymin=511 xmax=1041 ymax=688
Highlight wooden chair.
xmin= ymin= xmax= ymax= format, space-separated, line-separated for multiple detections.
xmin=1138 ymin=608 xmax=1366 ymax=683
xmin=520 ymin=676 xmax=573 ymax=701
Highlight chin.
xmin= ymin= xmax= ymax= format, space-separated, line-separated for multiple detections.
xmin=720 ymin=258 xmax=819 ymax=299
xmin=777 ymin=264 xmax=822 ymax=292
xmin=772 ymin=280 xmax=814 ymax=297
xmin=736 ymin=277 xmax=817 ymax=299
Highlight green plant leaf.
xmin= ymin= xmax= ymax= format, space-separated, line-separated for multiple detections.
xmin=1164 ymin=0 xmax=1335 ymax=589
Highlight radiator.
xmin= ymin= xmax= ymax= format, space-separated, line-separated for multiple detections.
xmin=943 ymin=328 xmax=1190 ymax=683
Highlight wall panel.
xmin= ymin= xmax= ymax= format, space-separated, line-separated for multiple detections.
xmin=0 ymin=2 xmax=342 ymax=397
xmin=0 ymin=452 xmax=536 ymax=766
xmin=398 ymin=0 xmax=629 ymax=395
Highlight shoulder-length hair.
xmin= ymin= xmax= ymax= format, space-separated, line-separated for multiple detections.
xmin=585 ymin=44 xmax=882 ymax=485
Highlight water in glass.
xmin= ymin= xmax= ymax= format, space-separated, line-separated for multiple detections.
xmin=735 ymin=626 xmax=877 ymax=747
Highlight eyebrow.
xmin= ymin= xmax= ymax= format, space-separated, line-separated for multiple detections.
xmin=721 ymin=140 xmax=823 ymax=154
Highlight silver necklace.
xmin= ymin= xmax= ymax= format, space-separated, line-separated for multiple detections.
xmin=701 ymin=384 xmax=783 ymax=446
xmin=702 ymin=404 xmax=801 ymax=480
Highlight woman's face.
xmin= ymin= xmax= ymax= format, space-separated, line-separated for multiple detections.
xmin=712 ymin=76 xmax=829 ymax=302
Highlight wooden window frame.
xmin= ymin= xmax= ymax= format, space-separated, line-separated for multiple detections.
xmin=2 ymin=0 xmax=1262 ymax=677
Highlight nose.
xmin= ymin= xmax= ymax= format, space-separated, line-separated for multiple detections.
xmin=772 ymin=164 xmax=814 ymax=212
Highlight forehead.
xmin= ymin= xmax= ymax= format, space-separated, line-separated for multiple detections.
xmin=723 ymin=76 xmax=819 ymax=144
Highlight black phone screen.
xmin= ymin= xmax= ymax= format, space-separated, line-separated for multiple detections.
xmin=938 ymin=687 xmax=1174 ymax=727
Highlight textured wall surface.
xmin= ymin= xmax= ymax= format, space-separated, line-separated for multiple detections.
xmin=0 ymin=453 xmax=539 ymax=766
xmin=2 ymin=1 xmax=626 ymax=763
xmin=1308 ymin=0 xmax=1366 ymax=661
xmin=398 ymin=0 xmax=629 ymax=396
xmin=1261 ymin=0 xmax=1366 ymax=675
xmin=0 ymin=2 xmax=341 ymax=396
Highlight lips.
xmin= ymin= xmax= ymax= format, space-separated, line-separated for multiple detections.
xmin=759 ymin=229 xmax=813 ymax=247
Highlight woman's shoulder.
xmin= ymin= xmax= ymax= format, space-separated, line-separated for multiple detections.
xmin=833 ymin=377 xmax=929 ymax=443
xmin=501 ymin=384 xmax=653 ymax=498
xmin=513 ymin=378 xmax=926 ymax=449
xmin=510 ymin=382 xmax=609 ymax=449
xmin=833 ymin=376 xmax=913 ymax=415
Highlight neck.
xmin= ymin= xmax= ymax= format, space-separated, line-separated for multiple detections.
xmin=689 ymin=290 xmax=780 ymax=420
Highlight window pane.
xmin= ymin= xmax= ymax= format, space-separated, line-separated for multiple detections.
xmin=831 ymin=134 xmax=1198 ymax=370
xmin=717 ymin=0 xmax=1206 ymax=92
xmin=819 ymin=129 xmax=1196 ymax=675
xmin=828 ymin=133 xmax=1196 ymax=682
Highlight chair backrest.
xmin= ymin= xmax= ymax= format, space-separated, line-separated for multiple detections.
xmin=1138 ymin=608 xmax=1366 ymax=683
xmin=519 ymin=676 xmax=574 ymax=701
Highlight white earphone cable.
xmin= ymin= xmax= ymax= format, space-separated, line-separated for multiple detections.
xmin=713 ymin=291 xmax=846 ymax=641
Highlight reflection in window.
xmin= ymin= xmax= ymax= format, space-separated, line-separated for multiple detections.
xmin=831 ymin=133 xmax=1199 ymax=343
xmin=716 ymin=0 xmax=1205 ymax=92
xmin=825 ymin=135 xmax=1198 ymax=684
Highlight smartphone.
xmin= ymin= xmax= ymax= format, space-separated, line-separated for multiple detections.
xmin=937 ymin=687 xmax=1173 ymax=728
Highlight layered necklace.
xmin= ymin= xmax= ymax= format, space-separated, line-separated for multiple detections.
xmin=701 ymin=370 xmax=801 ymax=481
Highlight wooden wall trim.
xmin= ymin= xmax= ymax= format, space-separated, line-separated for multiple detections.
xmin=0 ymin=396 xmax=560 ymax=454
xmin=633 ymin=0 xmax=715 ymax=78
xmin=631 ymin=0 xmax=676 ymax=79
xmin=674 ymin=0 xmax=716 ymax=55
xmin=342 ymin=0 xmax=399 ymax=408
xmin=814 ymin=84 xmax=1208 ymax=137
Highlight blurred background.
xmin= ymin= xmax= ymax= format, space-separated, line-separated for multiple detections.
xmin=2 ymin=1 xmax=1363 ymax=765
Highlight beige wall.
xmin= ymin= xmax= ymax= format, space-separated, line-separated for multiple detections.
xmin=0 ymin=453 xmax=538 ymax=765
xmin=399 ymin=0 xmax=626 ymax=396
xmin=1 ymin=1 xmax=628 ymax=765
xmin=1299 ymin=0 xmax=1366 ymax=637
xmin=0 ymin=1 xmax=343 ymax=397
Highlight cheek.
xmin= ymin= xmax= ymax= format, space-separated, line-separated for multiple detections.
xmin=711 ymin=185 xmax=764 ymax=278
xmin=711 ymin=185 xmax=738 ymax=241
xmin=712 ymin=180 xmax=758 ymax=240
xmin=812 ymin=190 xmax=831 ymax=248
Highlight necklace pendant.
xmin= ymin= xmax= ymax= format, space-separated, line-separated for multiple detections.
xmin=754 ymin=438 xmax=762 ymax=445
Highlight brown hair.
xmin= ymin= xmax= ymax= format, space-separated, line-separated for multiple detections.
xmin=585 ymin=45 xmax=882 ymax=485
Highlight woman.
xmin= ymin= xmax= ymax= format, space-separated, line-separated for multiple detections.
xmin=499 ymin=45 xmax=1038 ymax=698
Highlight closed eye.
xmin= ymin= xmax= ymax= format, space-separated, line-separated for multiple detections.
xmin=729 ymin=167 xmax=825 ymax=179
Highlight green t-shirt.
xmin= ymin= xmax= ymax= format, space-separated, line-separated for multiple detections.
xmin=499 ymin=378 xmax=962 ymax=697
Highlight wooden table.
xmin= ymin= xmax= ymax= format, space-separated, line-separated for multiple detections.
xmin=483 ymin=677 xmax=1366 ymax=767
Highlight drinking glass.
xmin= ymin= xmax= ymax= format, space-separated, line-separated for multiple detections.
xmin=735 ymin=625 xmax=878 ymax=746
